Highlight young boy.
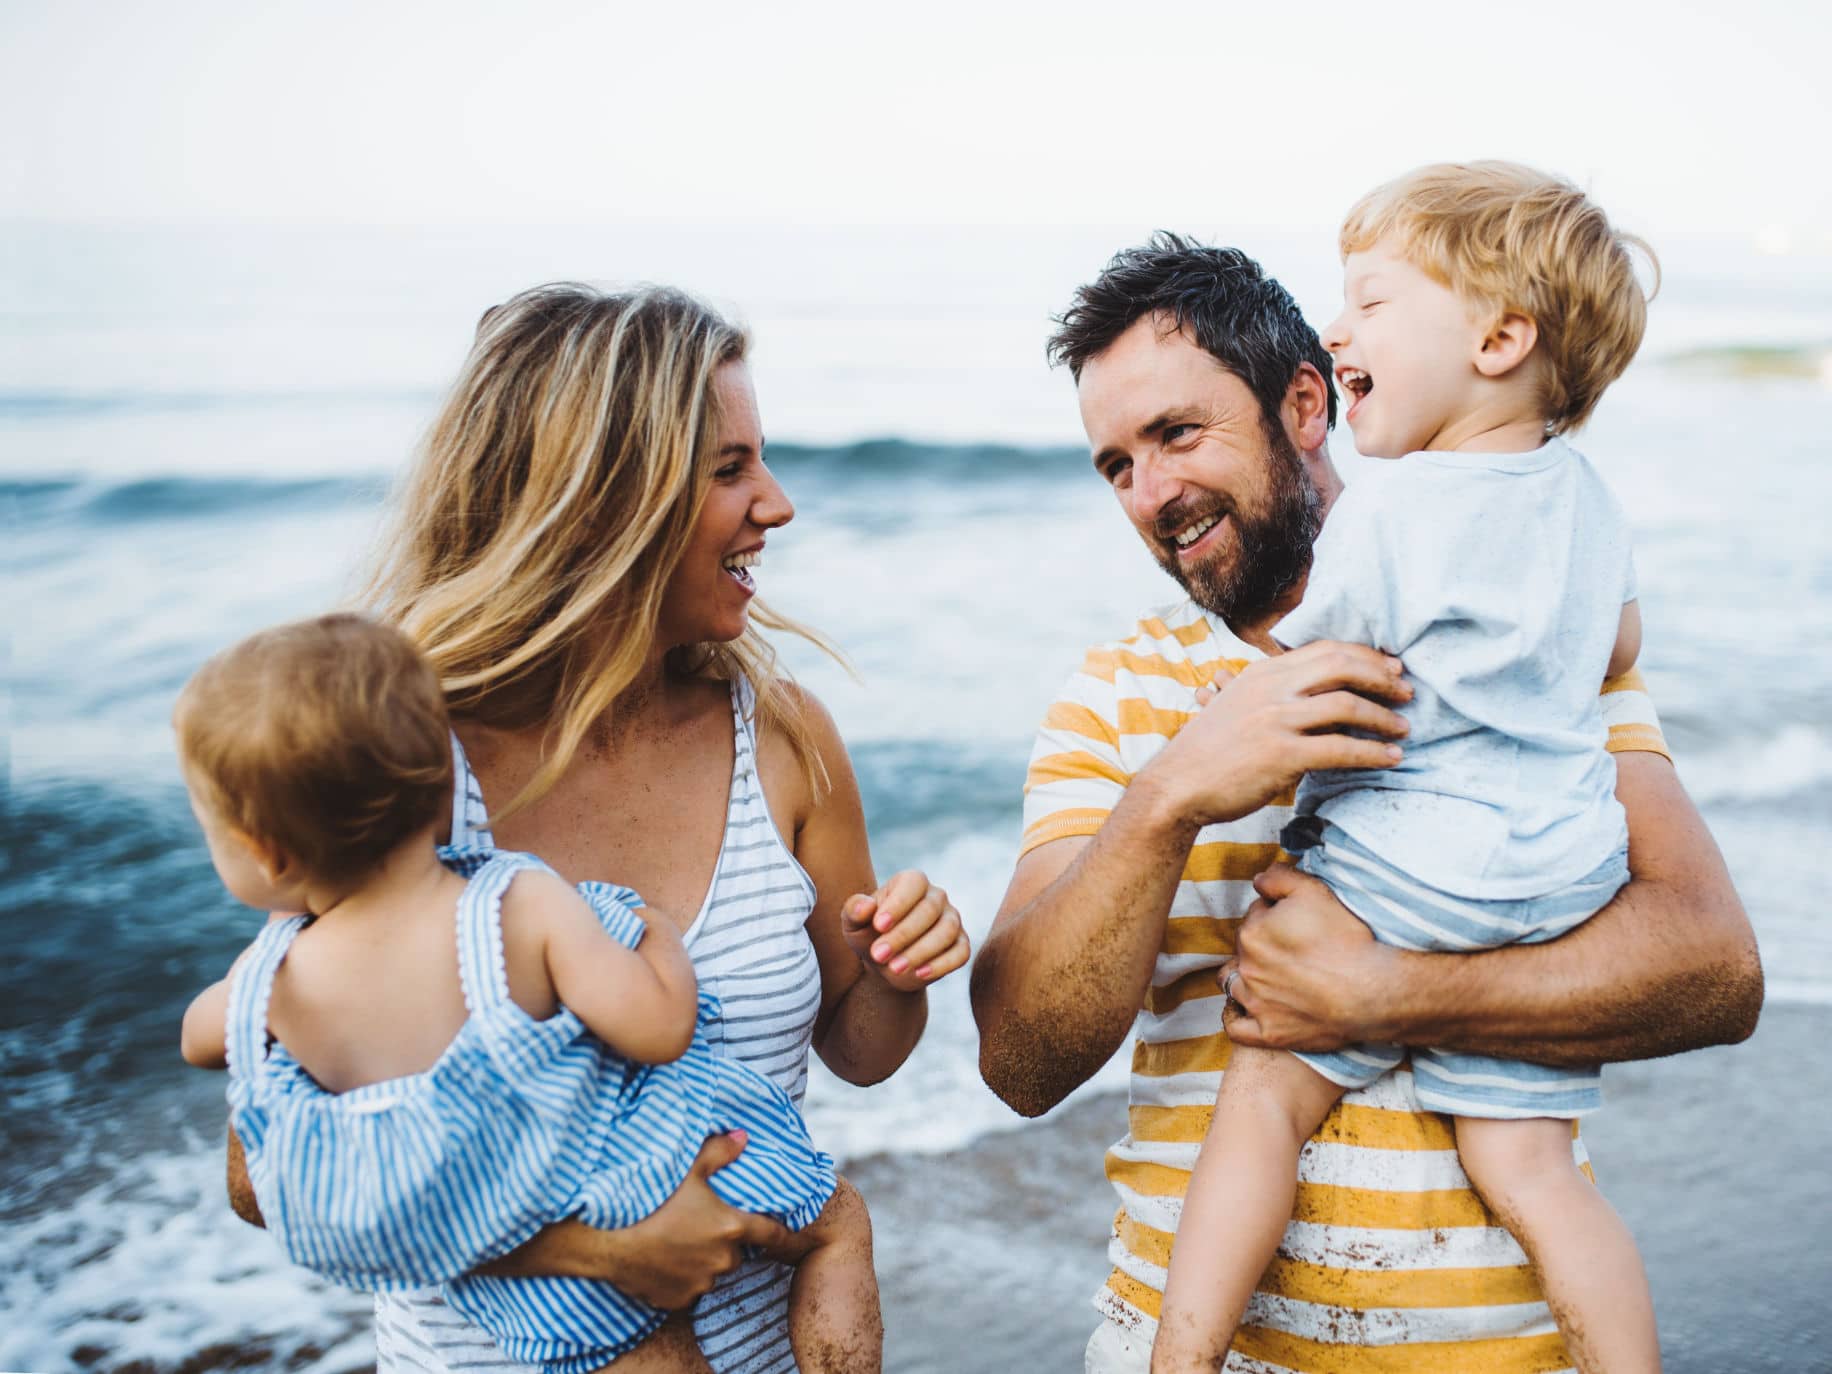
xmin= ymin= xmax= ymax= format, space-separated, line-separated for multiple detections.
xmin=177 ymin=613 xmax=880 ymax=1374
xmin=1153 ymin=164 xmax=1662 ymax=1374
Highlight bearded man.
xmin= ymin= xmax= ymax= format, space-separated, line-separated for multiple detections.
xmin=969 ymin=235 xmax=1761 ymax=1373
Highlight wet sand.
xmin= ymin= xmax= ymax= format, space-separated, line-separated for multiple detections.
xmin=852 ymin=1002 xmax=1832 ymax=1374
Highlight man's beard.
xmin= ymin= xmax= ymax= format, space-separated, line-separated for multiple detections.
xmin=1149 ymin=421 xmax=1321 ymax=624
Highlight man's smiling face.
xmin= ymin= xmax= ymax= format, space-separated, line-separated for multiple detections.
xmin=1078 ymin=314 xmax=1318 ymax=624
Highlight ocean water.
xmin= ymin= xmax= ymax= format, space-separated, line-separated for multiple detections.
xmin=4 ymin=223 xmax=1830 ymax=1371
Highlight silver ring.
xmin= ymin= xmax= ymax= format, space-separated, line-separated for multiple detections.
xmin=1221 ymin=969 xmax=1241 ymax=1005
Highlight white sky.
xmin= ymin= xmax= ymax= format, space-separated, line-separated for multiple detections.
xmin=4 ymin=0 xmax=1830 ymax=243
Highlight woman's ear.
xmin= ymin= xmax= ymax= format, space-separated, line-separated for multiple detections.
xmin=1475 ymin=310 xmax=1540 ymax=379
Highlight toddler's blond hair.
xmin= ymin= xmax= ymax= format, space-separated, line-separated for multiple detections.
xmin=1340 ymin=161 xmax=1658 ymax=433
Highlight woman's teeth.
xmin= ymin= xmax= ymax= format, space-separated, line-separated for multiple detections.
xmin=1174 ymin=515 xmax=1220 ymax=548
xmin=721 ymin=550 xmax=759 ymax=587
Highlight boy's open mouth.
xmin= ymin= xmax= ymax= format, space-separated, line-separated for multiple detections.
xmin=1338 ymin=366 xmax=1373 ymax=419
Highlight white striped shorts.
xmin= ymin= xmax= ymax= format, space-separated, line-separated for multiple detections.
xmin=1292 ymin=823 xmax=1629 ymax=1119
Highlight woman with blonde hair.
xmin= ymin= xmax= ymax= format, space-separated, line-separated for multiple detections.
xmin=226 ymin=282 xmax=970 ymax=1371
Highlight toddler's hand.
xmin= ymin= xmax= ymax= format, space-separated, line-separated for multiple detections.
xmin=841 ymin=870 xmax=969 ymax=992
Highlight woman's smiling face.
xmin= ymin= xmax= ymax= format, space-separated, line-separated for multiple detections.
xmin=656 ymin=360 xmax=794 ymax=648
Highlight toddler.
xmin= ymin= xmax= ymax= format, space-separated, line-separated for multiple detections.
xmin=1155 ymin=164 xmax=1661 ymax=1374
xmin=178 ymin=613 xmax=879 ymax=1374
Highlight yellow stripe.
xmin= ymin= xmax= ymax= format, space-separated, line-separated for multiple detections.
xmin=1126 ymin=1102 xmax=1585 ymax=1154
xmin=1108 ymin=1156 xmax=1507 ymax=1231
xmin=1018 ymin=807 xmax=1109 ymax=856
xmin=1291 ymin=1181 xmax=1500 ymax=1230
xmin=1027 ymin=749 xmax=1130 ymax=789
xmin=1136 ymin=616 xmax=1216 ymax=648
xmin=1131 ymin=1034 xmax=1232 ymax=1078
xmin=1144 ymin=969 xmax=1224 ymax=1016
xmin=1041 ymin=700 xmax=1121 ymax=749
xmin=1236 ymin=1323 xmax=1572 ymax=1374
xmin=1116 ymin=697 xmax=1193 ymax=737
xmin=1606 ymin=722 xmax=1670 ymax=759
xmin=1601 ymin=666 xmax=1649 ymax=695
xmin=1083 ymin=648 xmax=1242 ymax=687
xmin=1185 ymin=841 xmax=1284 ymax=883
xmin=1163 ymin=918 xmax=1239 ymax=956
xmin=1110 ymin=1213 xmax=1545 ymax=1309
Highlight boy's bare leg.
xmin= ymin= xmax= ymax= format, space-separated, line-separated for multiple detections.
xmin=1455 ymin=1116 xmax=1660 ymax=1374
xmin=599 ymin=1313 xmax=713 ymax=1373
xmin=1152 ymin=1047 xmax=1346 ymax=1374
xmin=760 ymin=1175 xmax=882 ymax=1374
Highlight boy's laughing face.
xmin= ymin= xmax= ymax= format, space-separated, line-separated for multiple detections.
xmin=1320 ymin=241 xmax=1494 ymax=459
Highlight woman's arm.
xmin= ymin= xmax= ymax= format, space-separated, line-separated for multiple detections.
xmin=1221 ymin=750 xmax=1763 ymax=1064
xmin=784 ymin=689 xmax=969 ymax=1087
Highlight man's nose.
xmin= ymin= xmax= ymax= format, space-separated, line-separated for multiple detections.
xmin=1128 ymin=453 xmax=1184 ymax=528
xmin=752 ymin=466 xmax=795 ymax=529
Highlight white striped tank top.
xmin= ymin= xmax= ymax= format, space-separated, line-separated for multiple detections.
xmin=375 ymin=675 xmax=822 ymax=1374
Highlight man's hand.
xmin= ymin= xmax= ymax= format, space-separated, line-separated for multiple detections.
xmin=1152 ymin=642 xmax=1411 ymax=827
xmin=1219 ymin=864 xmax=1396 ymax=1051
xmin=840 ymin=870 xmax=969 ymax=992
xmin=484 ymin=1132 xmax=792 ymax=1304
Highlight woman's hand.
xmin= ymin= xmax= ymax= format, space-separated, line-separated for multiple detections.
xmin=1218 ymin=863 xmax=1396 ymax=1052
xmin=841 ymin=870 xmax=970 ymax=993
xmin=485 ymin=1132 xmax=791 ymax=1306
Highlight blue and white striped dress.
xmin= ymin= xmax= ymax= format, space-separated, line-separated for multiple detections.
xmin=227 ymin=843 xmax=835 ymax=1374
xmin=375 ymin=676 xmax=826 ymax=1374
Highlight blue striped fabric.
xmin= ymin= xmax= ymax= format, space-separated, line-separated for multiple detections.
xmin=1291 ymin=823 xmax=1629 ymax=1118
xmin=378 ymin=676 xmax=823 ymax=1374
xmin=226 ymin=842 xmax=836 ymax=1374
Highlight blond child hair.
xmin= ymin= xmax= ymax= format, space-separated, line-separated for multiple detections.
xmin=1340 ymin=160 xmax=1659 ymax=432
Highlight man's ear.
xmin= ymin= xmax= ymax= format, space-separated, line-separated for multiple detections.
xmin=1475 ymin=310 xmax=1539 ymax=379
xmin=1283 ymin=361 xmax=1332 ymax=452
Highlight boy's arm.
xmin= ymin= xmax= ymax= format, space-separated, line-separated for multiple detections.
xmin=508 ymin=872 xmax=700 ymax=1065
xmin=1222 ymin=750 xmax=1762 ymax=1064
xmin=1608 ymin=600 xmax=1642 ymax=679
xmin=182 ymin=980 xmax=231 ymax=1068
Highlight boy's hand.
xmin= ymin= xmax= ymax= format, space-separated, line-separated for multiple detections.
xmin=841 ymin=870 xmax=969 ymax=992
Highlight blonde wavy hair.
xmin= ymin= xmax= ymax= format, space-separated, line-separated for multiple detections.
xmin=359 ymin=282 xmax=840 ymax=822
xmin=1340 ymin=161 xmax=1660 ymax=433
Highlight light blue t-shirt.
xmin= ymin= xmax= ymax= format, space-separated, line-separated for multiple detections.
xmin=1274 ymin=438 xmax=1633 ymax=900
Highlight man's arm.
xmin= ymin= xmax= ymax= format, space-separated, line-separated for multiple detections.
xmin=971 ymin=643 xmax=1412 ymax=1117
xmin=1223 ymin=751 xmax=1762 ymax=1064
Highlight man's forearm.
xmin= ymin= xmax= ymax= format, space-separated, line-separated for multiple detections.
xmin=1369 ymin=755 xmax=1762 ymax=1065
xmin=971 ymin=775 xmax=1200 ymax=1117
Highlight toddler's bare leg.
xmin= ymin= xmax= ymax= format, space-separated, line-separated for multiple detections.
xmin=760 ymin=1175 xmax=882 ymax=1374
xmin=597 ymin=1312 xmax=712 ymax=1373
xmin=1152 ymin=1047 xmax=1346 ymax=1374
xmin=1455 ymin=1116 xmax=1660 ymax=1374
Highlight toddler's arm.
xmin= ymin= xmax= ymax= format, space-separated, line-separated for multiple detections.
xmin=181 ymin=979 xmax=231 ymax=1068
xmin=502 ymin=871 xmax=700 ymax=1064
xmin=1607 ymin=599 xmax=1641 ymax=680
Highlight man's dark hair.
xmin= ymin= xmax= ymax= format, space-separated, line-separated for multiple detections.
xmin=1046 ymin=232 xmax=1337 ymax=432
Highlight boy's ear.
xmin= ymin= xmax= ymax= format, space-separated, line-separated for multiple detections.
xmin=1474 ymin=310 xmax=1539 ymax=379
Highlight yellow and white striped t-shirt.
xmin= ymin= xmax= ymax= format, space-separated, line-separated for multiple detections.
xmin=1020 ymin=596 xmax=1669 ymax=1374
